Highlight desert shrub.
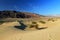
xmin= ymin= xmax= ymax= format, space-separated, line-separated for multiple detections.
xmin=39 ymin=21 xmax=46 ymax=24
xmin=0 ymin=21 xmax=6 ymax=24
xmin=48 ymin=18 xmax=55 ymax=22
xmin=30 ymin=22 xmax=38 ymax=28
xmin=30 ymin=21 xmax=47 ymax=30
xmin=32 ymin=22 xmax=37 ymax=24
xmin=48 ymin=18 xmax=52 ymax=21
xmin=18 ymin=20 xmax=23 ymax=22
xmin=52 ymin=20 xmax=55 ymax=22
xmin=48 ymin=19 xmax=50 ymax=21
xmin=0 ymin=20 xmax=11 ymax=24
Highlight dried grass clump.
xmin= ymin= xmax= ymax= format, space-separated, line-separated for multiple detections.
xmin=48 ymin=18 xmax=55 ymax=22
xmin=0 ymin=21 xmax=6 ymax=24
xmin=39 ymin=21 xmax=46 ymax=24
xmin=30 ymin=22 xmax=38 ymax=29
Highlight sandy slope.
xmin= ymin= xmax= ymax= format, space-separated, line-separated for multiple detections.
xmin=0 ymin=19 xmax=60 ymax=40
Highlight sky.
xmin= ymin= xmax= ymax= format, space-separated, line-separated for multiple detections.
xmin=0 ymin=0 xmax=60 ymax=16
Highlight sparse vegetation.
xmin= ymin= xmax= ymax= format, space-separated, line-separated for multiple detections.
xmin=52 ymin=20 xmax=55 ymax=22
xmin=48 ymin=18 xmax=53 ymax=21
xmin=0 ymin=21 xmax=6 ymax=24
xmin=0 ymin=20 xmax=15 ymax=25
xmin=48 ymin=18 xmax=55 ymax=22
xmin=30 ymin=21 xmax=47 ymax=30
xmin=48 ymin=19 xmax=51 ymax=21
xmin=30 ymin=22 xmax=38 ymax=28
xmin=32 ymin=22 xmax=37 ymax=24
xmin=39 ymin=21 xmax=46 ymax=24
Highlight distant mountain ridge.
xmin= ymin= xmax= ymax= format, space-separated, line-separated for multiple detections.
xmin=0 ymin=10 xmax=44 ymax=18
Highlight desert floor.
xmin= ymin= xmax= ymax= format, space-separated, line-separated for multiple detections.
xmin=0 ymin=18 xmax=60 ymax=40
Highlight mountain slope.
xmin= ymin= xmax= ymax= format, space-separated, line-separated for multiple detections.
xmin=0 ymin=10 xmax=43 ymax=18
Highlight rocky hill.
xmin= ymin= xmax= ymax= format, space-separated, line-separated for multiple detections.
xmin=0 ymin=10 xmax=43 ymax=18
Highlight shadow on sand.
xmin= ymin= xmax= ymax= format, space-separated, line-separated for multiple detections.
xmin=14 ymin=21 xmax=47 ymax=30
xmin=14 ymin=21 xmax=27 ymax=30
xmin=36 ymin=27 xmax=48 ymax=30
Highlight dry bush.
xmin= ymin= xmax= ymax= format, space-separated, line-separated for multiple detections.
xmin=30 ymin=22 xmax=38 ymax=28
xmin=0 ymin=21 xmax=6 ymax=24
xmin=30 ymin=21 xmax=48 ymax=30
xmin=32 ymin=22 xmax=37 ymax=24
xmin=39 ymin=21 xmax=46 ymax=24
xmin=48 ymin=18 xmax=55 ymax=22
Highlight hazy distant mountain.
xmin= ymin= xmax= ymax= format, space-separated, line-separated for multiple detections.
xmin=0 ymin=10 xmax=44 ymax=18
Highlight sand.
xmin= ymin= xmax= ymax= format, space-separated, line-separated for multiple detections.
xmin=0 ymin=19 xmax=60 ymax=40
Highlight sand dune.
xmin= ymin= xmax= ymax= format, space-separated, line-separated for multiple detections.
xmin=0 ymin=19 xmax=60 ymax=40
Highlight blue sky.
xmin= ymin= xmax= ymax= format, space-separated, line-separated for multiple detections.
xmin=0 ymin=0 xmax=60 ymax=15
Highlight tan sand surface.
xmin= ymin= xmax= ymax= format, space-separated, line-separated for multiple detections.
xmin=0 ymin=19 xmax=60 ymax=40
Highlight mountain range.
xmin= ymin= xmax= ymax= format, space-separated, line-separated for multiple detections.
xmin=0 ymin=10 xmax=44 ymax=18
